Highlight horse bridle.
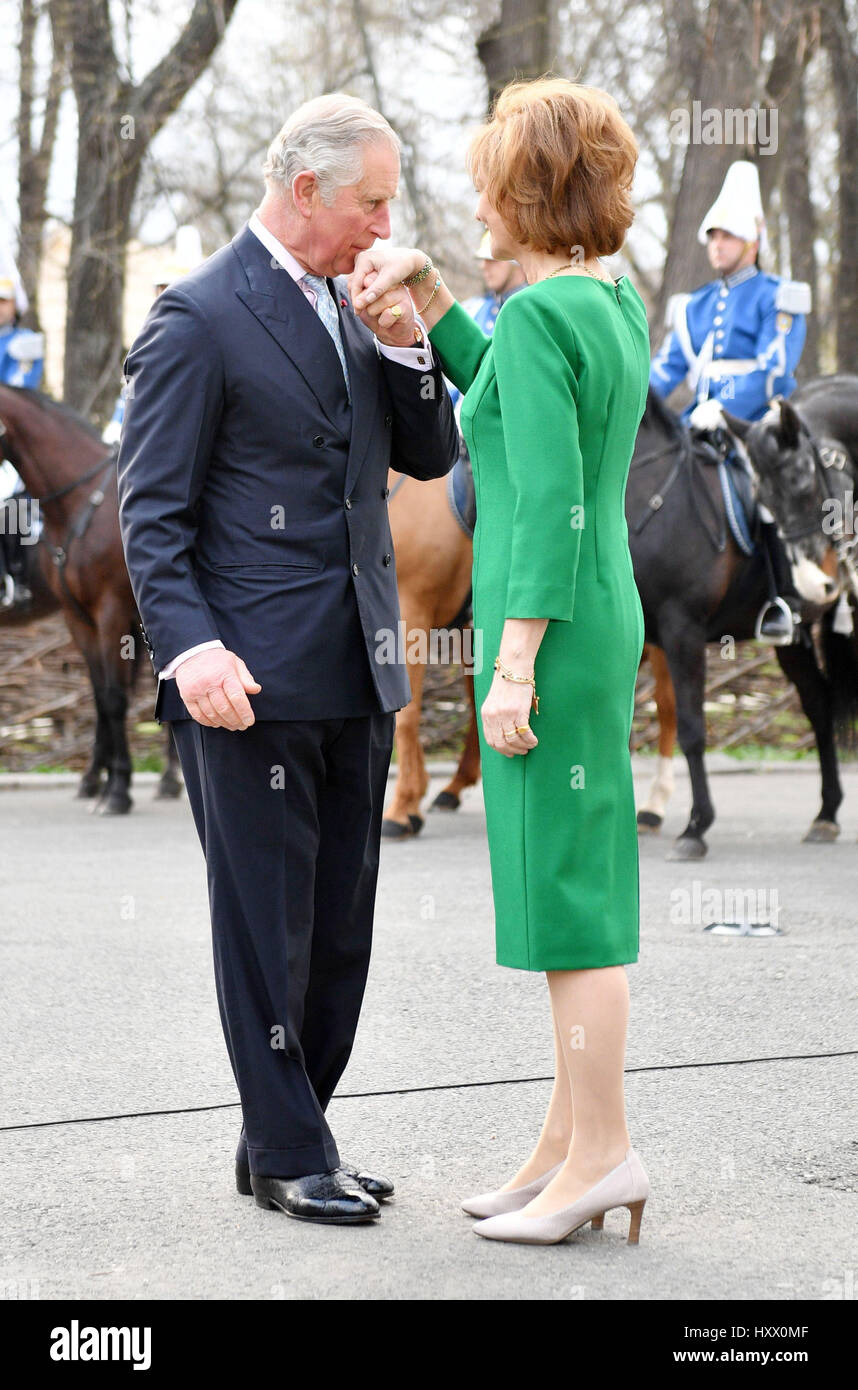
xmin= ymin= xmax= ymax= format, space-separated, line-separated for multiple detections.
xmin=758 ymin=404 xmax=858 ymax=600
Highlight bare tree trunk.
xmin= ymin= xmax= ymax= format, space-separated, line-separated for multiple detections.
xmin=781 ymin=66 xmax=819 ymax=377
xmin=17 ymin=0 xmax=65 ymax=327
xmin=823 ymin=0 xmax=858 ymax=373
xmin=653 ymin=0 xmax=759 ymax=335
xmin=759 ymin=3 xmax=819 ymax=376
xmin=476 ymin=0 xmax=552 ymax=110
xmin=49 ymin=0 xmax=239 ymax=421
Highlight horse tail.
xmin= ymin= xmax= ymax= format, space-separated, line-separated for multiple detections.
xmin=822 ymin=610 xmax=858 ymax=750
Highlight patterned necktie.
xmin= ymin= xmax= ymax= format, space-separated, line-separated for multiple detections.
xmin=301 ymin=273 xmax=350 ymax=401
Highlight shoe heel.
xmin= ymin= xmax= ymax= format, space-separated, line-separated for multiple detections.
xmin=253 ymin=1193 xmax=272 ymax=1210
xmin=590 ymin=1212 xmax=605 ymax=1231
xmin=626 ymin=1198 xmax=646 ymax=1244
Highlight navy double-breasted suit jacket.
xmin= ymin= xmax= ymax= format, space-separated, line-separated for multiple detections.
xmin=116 ymin=223 xmax=458 ymax=723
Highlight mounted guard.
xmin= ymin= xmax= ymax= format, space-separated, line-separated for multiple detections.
xmin=650 ymin=160 xmax=811 ymax=644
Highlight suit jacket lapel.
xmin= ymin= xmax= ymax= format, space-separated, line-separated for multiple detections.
xmin=232 ymin=225 xmax=349 ymax=432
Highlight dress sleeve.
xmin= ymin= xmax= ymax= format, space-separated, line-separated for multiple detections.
xmin=491 ymin=292 xmax=583 ymax=622
xmin=428 ymin=299 xmax=492 ymax=395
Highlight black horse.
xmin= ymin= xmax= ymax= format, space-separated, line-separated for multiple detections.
xmin=723 ymin=375 xmax=858 ymax=747
xmin=628 ymin=387 xmax=847 ymax=858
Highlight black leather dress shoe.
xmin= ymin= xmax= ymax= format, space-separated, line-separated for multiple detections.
xmin=338 ymin=1162 xmax=394 ymax=1200
xmin=249 ymin=1169 xmax=380 ymax=1224
xmin=236 ymin=1158 xmax=393 ymax=1200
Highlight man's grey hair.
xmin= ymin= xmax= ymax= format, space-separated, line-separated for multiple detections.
xmin=262 ymin=93 xmax=401 ymax=205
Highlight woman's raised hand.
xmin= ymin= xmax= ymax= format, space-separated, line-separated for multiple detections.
xmin=349 ymin=246 xmax=427 ymax=312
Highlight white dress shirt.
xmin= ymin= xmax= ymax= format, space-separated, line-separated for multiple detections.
xmin=159 ymin=212 xmax=433 ymax=681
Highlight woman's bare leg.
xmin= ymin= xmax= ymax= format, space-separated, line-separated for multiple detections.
xmin=522 ymin=964 xmax=632 ymax=1214
xmin=501 ymin=989 xmax=573 ymax=1189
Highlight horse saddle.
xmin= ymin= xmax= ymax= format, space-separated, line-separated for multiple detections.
xmin=446 ymin=435 xmax=476 ymax=540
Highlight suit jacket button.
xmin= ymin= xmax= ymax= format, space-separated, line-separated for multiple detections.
xmin=313 ymin=435 xmax=324 ymax=447
xmin=345 ymin=497 xmax=352 ymax=509
xmin=384 ymin=414 xmax=393 ymax=427
xmin=382 ymin=486 xmax=390 ymax=498
xmin=383 ymin=553 xmax=391 ymax=565
xmin=352 ymin=562 xmax=360 ymax=575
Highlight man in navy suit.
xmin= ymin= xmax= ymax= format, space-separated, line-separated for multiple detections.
xmin=117 ymin=94 xmax=458 ymax=1225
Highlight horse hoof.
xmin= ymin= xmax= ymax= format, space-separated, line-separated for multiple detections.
xmin=803 ymin=819 xmax=840 ymax=843
xmin=155 ymin=778 xmax=183 ymax=800
xmin=430 ymin=791 xmax=461 ymax=812
xmin=636 ymin=810 xmax=663 ymax=833
xmin=408 ymin=814 xmax=424 ymax=835
xmin=381 ymin=818 xmax=415 ymax=839
xmin=93 ymin=795 xmax=133 ymax=816
xmin=666 ymin=835 xmax=707 ymax=861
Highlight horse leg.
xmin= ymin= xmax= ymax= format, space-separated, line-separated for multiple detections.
xmin=637 ymin=643 xmax=676 ymax=833
xmin=88 ymin=603 xmax=136 ymax=815
xmin=93 ymin=678 xmax=133 ymax=815
xmin=659 ymin=615 xmax=714 ymax=859
xmin=775 ymin=642 xmax=842 ymax=841
xmin=432 ymin=640 xmax=481 ymax=811
xmin=156 ymin=722 xmax=184 ymax=800
xmin=382 ymin=624 xmax=430 ymax=839
xmin=63 ymin=618 xmax=112 ymax=799
xmin=77 ymin=691 xmax=111 ymax=798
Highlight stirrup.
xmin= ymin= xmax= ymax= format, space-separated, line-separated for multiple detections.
xmin=754 ymin=596 xmax=799 ymax=646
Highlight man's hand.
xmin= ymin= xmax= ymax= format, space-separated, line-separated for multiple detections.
xmin=354 ymin=271 xmax=419 ymax=348
xmin=175 ymin=648 xmax=262 ymax=730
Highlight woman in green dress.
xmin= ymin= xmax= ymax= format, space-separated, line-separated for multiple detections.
xmin=351 ymin=78 xmax=651 ymax=1246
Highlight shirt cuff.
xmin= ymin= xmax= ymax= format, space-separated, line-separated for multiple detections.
xmin=376 ymin=316 xmax=434 ymax=370
xmin=159 ymin=639 xmax=225 ymax=680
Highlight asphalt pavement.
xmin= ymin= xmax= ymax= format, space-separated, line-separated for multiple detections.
xmin=0 ymin=756 xmax=856 ymax=1301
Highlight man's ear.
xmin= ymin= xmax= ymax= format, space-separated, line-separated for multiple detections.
xmin=291 ymin=171 xmax=319 ymax=219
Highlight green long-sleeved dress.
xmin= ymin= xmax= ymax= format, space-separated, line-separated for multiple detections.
xmin=429 ymin=275 xmax=650 ymax=970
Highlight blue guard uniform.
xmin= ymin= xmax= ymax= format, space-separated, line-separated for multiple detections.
xmin=0 ymin=323 xmax=43 ymax=390
xmin=650 ymin=265 xmax=809 ymax=423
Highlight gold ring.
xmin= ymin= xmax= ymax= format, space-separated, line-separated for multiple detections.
xmin=502 ymin=727 xmax=518 ymax=739
xmin=389 ymin=304 xmax=403 ymax=319
xmin=516 ymin=725 xmax=531 ymax=735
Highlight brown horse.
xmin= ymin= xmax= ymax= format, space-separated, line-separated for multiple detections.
xmin=0 ymin=386 xmax=180 ymax=813
xmin=381 ymin=465 xmax=481 ymax=837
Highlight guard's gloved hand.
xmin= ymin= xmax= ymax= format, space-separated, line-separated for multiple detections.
xmin=689 ymin=399 xmax=725 ymax=432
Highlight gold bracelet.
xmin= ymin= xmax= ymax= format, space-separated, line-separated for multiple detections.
xmin=417 ymin=273 xmax=442 ymax=315
xmin=494 ymin=656 xmax=540 ymax=714
xmin=402 ymin=257 xmax=434 ymax=287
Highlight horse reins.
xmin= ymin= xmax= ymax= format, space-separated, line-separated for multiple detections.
xmin=629 ymin=431 xmax=726 ymax=551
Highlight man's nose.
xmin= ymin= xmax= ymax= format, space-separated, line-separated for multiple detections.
xmin=370 ymin=206 xmax=392 ymax=240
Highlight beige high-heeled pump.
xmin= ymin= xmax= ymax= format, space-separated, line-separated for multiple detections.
xmin=460 ymin=1161 xmax=564 ymax=1218
xmin=472 ymin=1148 xmax=649 ymax=1245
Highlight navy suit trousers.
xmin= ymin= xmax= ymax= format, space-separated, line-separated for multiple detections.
xmin=172 ymin=710 xmax=395 ymax=1177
